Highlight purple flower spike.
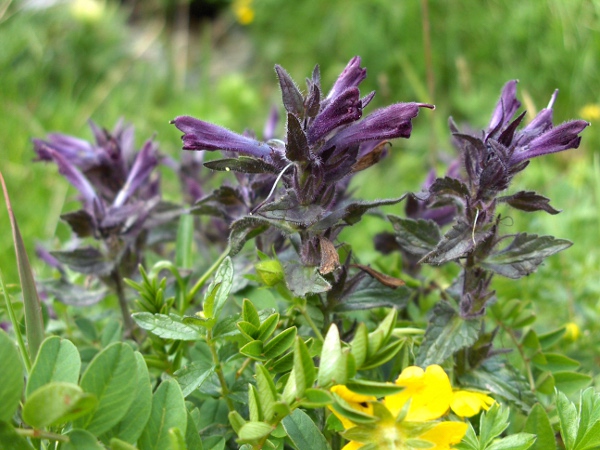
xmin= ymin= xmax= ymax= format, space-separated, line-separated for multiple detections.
xmin=172 ymin=116 xmax=273 ymax=159
xmin=510 ymin=119 xmax=589 ymax=165
xmin=33 ymin=134 xmax=99 ymax=171
xmin=325 ymin=56 xmax=367 ymax=103
xmin=327 ymin=102 xmax=434 ymax=149
xmin=488 ymin=80 xmax=521 ymax=136
xmin=113 ymin=139 xmax=159 ymax=207
xmin=308 ymin=87 xmax=362 ymax=143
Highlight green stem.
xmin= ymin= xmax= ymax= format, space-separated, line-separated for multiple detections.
xmin=15 ymin=428 xmax=69 ymax=442
xmin=298 ymin=305 xmax=324 ymax=341
xmin=206 ymin=328 xmax=235 ymax=412
xmin=0 ymin=271 xmax=31 ymax=372
xmin=186 ymin=245 xmax=230 ymax=304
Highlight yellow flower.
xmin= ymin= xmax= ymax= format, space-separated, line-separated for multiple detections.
xmin=450 ymin=390 xmax=495 ymax=417
xmin=329 ymin=385 xmax=376 ymax=429
xmin=341 ymin=441 xmax=364 ymax=450
xmin=564 ymin=322 xmax=581 ymax=341
xmin=232 ymin=0 xmax=255 ymax=25
xmin=418 ymin=421 xmax=469 ymax=450
xmin=579 ymin=104 xmax=600 ymax=122
xmin=385 ymin=365 xmax=453 ymax=421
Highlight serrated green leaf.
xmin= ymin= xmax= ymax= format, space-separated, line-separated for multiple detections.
xmin=557 ymin=390 xmax=578 ymax=450
xmin=257 ymin=314 xmax=280 ymax=342
xmin=479 ymin=403 xmax=510 ymax=449
xmin=417 ymin=301 xmax=481 ymax=366
xmin=487 ymin=433 xmax=536 ymax=450
xmin=238 ymin=421 xmax=273 ymax=443
xmin=23 ymin=382 xmax=97 ymax=428
xmin=26 ymin=336 xmax=80 ymax=398
xmin=345 ymin=379 xmax=404 ymax=397
xmin=61 ymin=429 xmax=104 ymax=450
xmin=387 ymin=215 xmax=441 ymax=257
xmin=574 ymin=421 xmax=600 ymax=450
xmin=76 ymin=342 xmax=138 ymax=435
xmin=281 ymin=409 xmax=331 ymax=450
xmin=0 ymin=330 xmax=24 ymax=422
xmin=576 ymin=388 xmax=600 ymax=448
xmin=139 ymin=379 xmax=187 ymax=450
xmin=318 ymin=324 xmax=345 ymax=388
xmin=337 ymin=277 xmax=411 ymax=311
xmin=263 ymin=327 xmax=297 ymax=360
xmin=103 ymin=352 xmax=153 ymax=444
xmin=133 ymin=312 xmax=204 ymax=340
xmin=482 ymin=233 xmax=572 ymax=279
xmin=524 ymin=403 xmax=556 ymax=450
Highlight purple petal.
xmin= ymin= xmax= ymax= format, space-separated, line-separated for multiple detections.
xmin=263 ymin=105 xmax=280 ymax=141
xmin=510 ymin=120 xmax=589 ymax=165
xmin=172 ymin=116 xmax=272 ymax=159
xmin=113 ymin=139 xmax=159 ymax=207
xmin=307 ymin=87 xmax=362 ymax=143
xmin=325 ymin=56 xmax=367 ymax=102
xmin=33 ymin=134 xmax=99 ymax=171
xmin=326 ymin=102 xmax=434 ymax=149
xmin=514 ymin=90 xmax=559 ymax=147
xmin=48 ymin=149 xmax=103 ymax=215
xmin=488 ymin=80 xmax=521 ymax=135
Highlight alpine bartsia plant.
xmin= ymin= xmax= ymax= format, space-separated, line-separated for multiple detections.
xmin=174 ymin=56 xmax=432 ymax=298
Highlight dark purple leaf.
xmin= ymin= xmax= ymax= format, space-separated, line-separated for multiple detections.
xmin=387 ymin=215 xmax=441 ymax=257
xmin=203 ymin=157 xmax=278 ymax=174
xmin=498 ymin=191 xmax=560 ymax=215
xmin=275 ymin=65 xmax=305 ymax=117
xmin=60 ymin=210 xmax=96 ymax=237
xmin=50 ymin=247 xmax=116 ymax=276
xmin=285 ymin=113 xmax=310 ymax=162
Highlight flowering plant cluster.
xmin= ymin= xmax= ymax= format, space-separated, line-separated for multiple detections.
xmin=0 ymin=56 xmax=595 ymax=450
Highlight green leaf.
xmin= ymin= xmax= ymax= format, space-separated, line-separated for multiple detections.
xmin=283 ymin=262 xmax=331 ymax=297
xmin=242 ymin=298 xmax=261 ymax=328
xmin=27 ymin=336 xmax=80 ymax=398
xmin=0 ymin=330 xmax=24 ymax=422
xmin=533 ymin=353 xmax=580 ymax=372
xmin=132 ymin=312 xmax=203 ymax=340
xmin=479 ymin=403 xmax=511 ymax=449
xmin=302 ymin=388 xmax=334 ymax=407
xmin=576 ymin=388 xmax=600 ymax=448
xmin=337 ymin=277 xmax=410 ymax=311
xmin=361 ymin=340 xmax=404 ymax=370
xmin=387 ymin=216 xmax=441 ymax=257
xmin=422 ymin=220 xmax=492 ymax=264
xmin=139 ymin=379 xmax=187 ymax=450
xmin=482 ymin=233 xmax=572 ymax=279
xmin=281 ymin=409 xmax=331 ymax=450
xmin=229 ymin=411 xmax=247 ymax=434
xmin=168 ymin=427 xmax=187 ymax=450
xmin=318 ymin=324 xmax=345 ymax=388
xmin=350 ymin=323 xmax=368 ymax=368
xmin=103 ymin=352 xmax=153 ymax=444
xmin=263 ymin=327 xmax=297 ymax=360
xmin=185 ymin=411 xmax=204 ymax=450
xmin=257 ymin=314 xmax=280 ymax=342
xmin=175 ymin=213 xmax=194 ymax=270
xmin=256 ymin=365 xmax=278 ymax=422
xmin=60 ymin=429 xmax=104 ymax=450
xmin=248 ymin=384 xmax=262 ymax=422
xmin=238 ymin=421 xmax=273 ymax=443
xmin=416 ymin=301 xmax=481 ymax=366
xmin=23 ymin=382 xmax=97 ymax=428
xmin=237 ymin=321 xmax=259 ymax=341
xmin=240 ymin=340 xmax=266 ymax=360
xmin=110 ymin=438 xmax=139 ymax=450
xmin=538 ymin=327 xmax=566 ymax=349
xmin=174 ymin=361 xmax=215 ymax=397
xmin=557 ymin=390 xmax=578 ymax=450
xmin=554 ymin=371 xmax=592 ymax=395
xmin=203 ymin=256 xmax=233 ymax=321
xmin=76 ymin=342 xmax=138 ymax=435
xmin=0 ymin=421 xmax=35 ymax=450
xmin=524 ymin=403 xmax=556 ymax=450
xmin=575 ymin=421 xmax=600 ymax=450
xmin=345 ymin=379 xmax=404 ymax=397
xmin=487 ymin=433 xmax=536 ymax=450
xmin=294 ymin=337 xmax=316 ymax=396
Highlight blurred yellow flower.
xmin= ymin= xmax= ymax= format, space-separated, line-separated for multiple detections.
xmin=329 ymin=385 xmax=375 ymax=429
xmin=232 ymin=0 xmax=255 ymax=25
xmin=450 ymin=390 xmax=495 ymax=417
xmin=385 ymin=365 xmax=453 ymax=421
xmin=70 ymin=0 xmax=105 ymax=22
xmin=564 ymin=322 xmax=581 ymax=341
xmin=579 ymin=104 xmax=600 ymax=122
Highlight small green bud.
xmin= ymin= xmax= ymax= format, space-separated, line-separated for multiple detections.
xmin=255 ymin=259 xmax=284 ymax=286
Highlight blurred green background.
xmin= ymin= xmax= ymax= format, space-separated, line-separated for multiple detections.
xmin=1 ymin=0 xmax=599 ymax=360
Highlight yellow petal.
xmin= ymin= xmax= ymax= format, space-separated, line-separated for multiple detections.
xmin=450 ymin=391 xmax=495 ymax=418
xmin=342 ymin=441 xmax=365 ymax=450
xmin=419 ymin=421 xmax=468 ymax=449
xmin=386 ymin=365 xmax=452 ymax=421
xmin=329 ymin=385 xmax=376 ymax=429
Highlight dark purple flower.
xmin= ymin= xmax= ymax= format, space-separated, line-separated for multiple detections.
xmin=307 ymin=87 xmax=362 ymax=143
xmin=172 ymin=116 xmax=273 ymax=159
xmin=113 ymin=140 xmax=159 ymax=207
xmin=325 ymin=56 xmax=367 ymax=103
